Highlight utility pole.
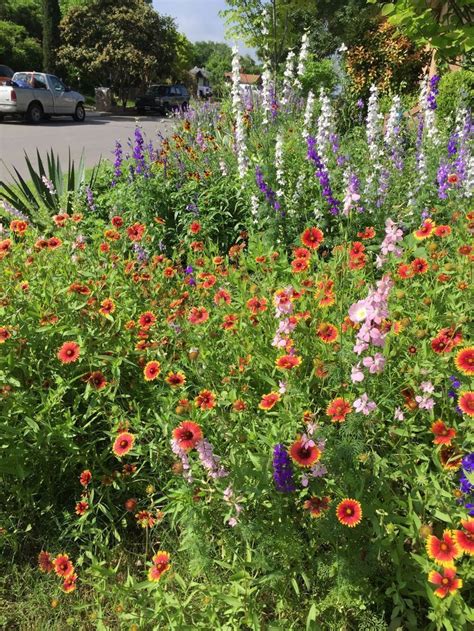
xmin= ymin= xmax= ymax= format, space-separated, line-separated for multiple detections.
xmin=42 ymin=0 xmax=61 ymax=73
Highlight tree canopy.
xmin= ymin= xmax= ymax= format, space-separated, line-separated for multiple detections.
xmin=57 ymin=0 xmax=188 ymax=105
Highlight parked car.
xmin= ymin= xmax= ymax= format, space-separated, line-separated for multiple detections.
xmin=0 ymin=72 xmax=85 ymax=123
xmin=135 ymin=84 xmax=189 ymax=114
xmin=0 ymin=65 xmax=14 ymax=85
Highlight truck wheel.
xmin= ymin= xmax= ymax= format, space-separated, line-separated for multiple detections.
xmin=73 ymin=104 xmax=86 ymax=122
xmin=27 ymin=102 xmax=43 ymax=124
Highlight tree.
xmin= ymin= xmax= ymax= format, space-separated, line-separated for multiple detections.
xmin=42 ymin=0 xmax=61 ymax=72
xmin=370 ymin=0 xmax=474 ymax=68
xmin=0 ymin=20 xmax=42 ymax=70
xmin=222 ymin=0 xmax=374 ymax=72
xmin=57 ymin=0 xmax=182 ymax=107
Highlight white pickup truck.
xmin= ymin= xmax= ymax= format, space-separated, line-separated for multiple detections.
xmin=0 ymin=72 xmax=86 ymax=123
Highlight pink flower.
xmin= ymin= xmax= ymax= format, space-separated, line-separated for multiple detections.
xmin=362 ymin=353 xmax=386 ymax=374
xmin=394 ymin=407 xmax=405 ymax=421
xmin=420 ymin=381 xmax=435 ymax=394
xmin=354 ymin=393 xmax=377 ymax=415
xmin=415 ymin=395 xmax=435 ymax=410
xmin=351 ymin=363 xmax=365 ymax=383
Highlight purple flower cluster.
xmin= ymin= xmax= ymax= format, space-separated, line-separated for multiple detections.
xmin=132 ymin=126 xmax=147 ymax=176
xmin=427 ymin=75 xmax=440 ymax=110
xmin=307 ymin=136 xmax=340 ymax=215
xmin=272 ymin=444 xmax=295 ymax=492
xmin=196 ymin=439 xmax=229 ymax=479
xmin=459 ymin=453 xmax=474 ymax=516
xmin=85 ymin=186 xmax=96 ymax=212
xmin=255 ymin=166 xmax=280 ymax=211
xmin=112 ymin=140 xmax=123 ymax=186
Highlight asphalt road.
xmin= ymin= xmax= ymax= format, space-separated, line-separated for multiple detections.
xmin=0 ymin=114 xmax=174 ymax=183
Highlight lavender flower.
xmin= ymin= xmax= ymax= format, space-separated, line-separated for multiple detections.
xmin=112 ymin=140 xmax=123 ymax=186
xmin=255 ymin=166 xmax=280 ymax=211
xmin=132 ymin=126 xmax=147 ymax=176
xmin=272 ymin=444 xmax=295 ymax=492
xmin=196 ymin=439 xmax=228 ymax=479
xmin=41 ymin=175 xmax=56 ymax=194
xmin=307 ymin=136 xmax=340 ymax=215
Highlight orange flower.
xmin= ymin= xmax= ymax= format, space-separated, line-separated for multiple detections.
xmin=75 ymin=500 xmax=89 ymax=515
xmin=291 ymin=257 xmax=309 ymax=273
xmin=458 ymin=391 xmax=474 ymax=417
xmin=138 ymin=311 xmax=156 ymax=329
xmin=258 ymin=391 xmax=281 ymax=410
xmin=165 ymin=371 xmax=186 ymax=387
xmin=430 ymin=420 xmax=456 ymax=445
xmin=454 ymin=519 xmax=474 ymax=555
xmin=316 ymin=322 xmax=338 ymax=344
xmin=246 ymin=296 xmax=268 ymax=314
xmin=428 ymin=567 xmax=462 ymax=598
xmin=172 ymin=421 xmax=203 ymax=451
xmin=144 ymin=361 xmax=161 ymax=381
xmin=411 ymin=258 xmax=429 ymax=275
xmin=434 ymin=225 xmax=451 ymax=238
xmin=61 ymin=573 xmax=78 ymax=593
xmin=303 ymin=496 xmax=331 ymax=518
xmin=455 ymin=347 xmax=474 ymax=376
xmin=79 ymin=470 xmax=92 ymax=487
xmin=289 ymin=437 xmax=321 ymax=467
xmin=188 ymin=306 xmax=209 ymax=325
xmin=426 ymin=531 xmax=461 ymax=566
xmin=113 ymin=432 xmax=135 ymax=457
xmin=414 ymin=219 xmax=435 ymax=240
xmin=275 ymin=354 xmax=302 ymax=370
xmin=127 ymin=222 xmax=145 ymax=241
xmin=57 ymin=341 xmax=80 ymax=364
xmin=53 ymin=554 xmax=75 ymax=578
xmin=85 ymin=371 xmax=107 ymax=390
xmin=0 ymin=327 xmax=11 ymax=343
xmin=148 ymin=551 xmax=171 ymax=582
xmin=301 ymin=227 xmax=324 ymax=249
xmin=336 ymin=499 xmax=362 ymax=527
xmin=99 ymin=298 xmax=115 ymax=316
xmin=326 ymin=398 xmax=352 ymax=422
xmin=195 ymin=389 xmax=216 ymax=410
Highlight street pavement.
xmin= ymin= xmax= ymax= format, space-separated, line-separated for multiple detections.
xmin=0 ymin=114 xmax=175 ymax=182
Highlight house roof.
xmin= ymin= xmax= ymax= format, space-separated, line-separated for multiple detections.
xmin=190 ymin=66 xmax=210 ymax=79
xmin=224 ymin=72 xmax=261 ymax=85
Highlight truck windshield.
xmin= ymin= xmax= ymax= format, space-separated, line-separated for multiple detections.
xmin=146 ymin=86 xmax=167 ymax=96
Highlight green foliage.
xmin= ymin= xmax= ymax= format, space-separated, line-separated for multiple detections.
xmin=0 ymin=149 xmax=101 ymax=224
xmin=371 ymin=0 xmax=474 ymax=66
xmin=300 ymin=57 xmax=338 ymax=96
xmin=42 ymin=0 xmax=61 ymax=72
xmin=0 ymin=19 xmax=42 ymax=70
xmin=437 ymin=69 xmax=474 ymax=122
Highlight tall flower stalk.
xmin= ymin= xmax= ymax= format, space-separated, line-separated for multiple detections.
xmin=231 ymin=46 xmax=247 ymax=179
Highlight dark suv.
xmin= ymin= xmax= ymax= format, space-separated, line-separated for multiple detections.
xmin=135 ymin=84 xmax=189 ymax=114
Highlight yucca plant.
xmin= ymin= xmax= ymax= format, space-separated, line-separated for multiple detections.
xmin=0 ymin=149 xmax=101 ymax=226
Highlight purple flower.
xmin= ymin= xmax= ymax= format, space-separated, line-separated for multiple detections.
xmin=354 ymin=393 xmax=377 ymax=415
xmin=255 ymin=166 xmax=279 ymax=211
xmin=427 ymin=75 xmax=440 ymax=111
xmin=272 ymin=444 xmax=295 ymax=492
xmin=462 ymin=453 xmax=474 ymax=473
xmin=112 ymin=140 xmax=123 ymax=185
xmin=196 ymin=439 xmax=228 ymax=479
xmin=307 ymin=136 xmax=341 ymax=215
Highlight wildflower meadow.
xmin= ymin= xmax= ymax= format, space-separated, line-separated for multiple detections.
xmin=1 ymin=41 xmax=473 ymax=631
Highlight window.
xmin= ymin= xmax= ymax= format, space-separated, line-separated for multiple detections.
xmin=49 ymin=76 xmax=65 ymax=92
xmin=33 ymin=73 xmax=47 ymax=89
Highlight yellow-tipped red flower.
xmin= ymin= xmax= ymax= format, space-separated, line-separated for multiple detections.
xmin=428 ymin=566 xmax=462 ymax=598
xmin=426 ymin=531 xmax=461 ymax=567
xmin=148 ymin=551 xmax=171 ymax=582
xmin=454 ymin=519 xmax=474 ymax=555
xmin=113 ymin=431 xmax=135 ymax=457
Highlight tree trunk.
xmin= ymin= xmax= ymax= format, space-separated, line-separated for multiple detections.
xmin=42 ymin=0 xmax=61 ymax=73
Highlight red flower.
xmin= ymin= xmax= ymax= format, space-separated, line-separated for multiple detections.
xmin=397 ymin=263 xmax=414 ymax=279
xmin=214 ymin=288 xmax=231 ymax=305
xmin=289 ymin=437 xmax=321 ymax=467
xmin=447 ymin=173 xmax=459 ymax=185
xmin=291 ymin=257 xmax=309 ymax=273
xmin=165 ymin=371 xmax=186 ymax=387
xmin=301 ymin=227 xmax=324 ymax=249
xmin=111 ymin=215 xmax=123 ymax=228
xmin=428 ymin=567 xmax=462 ymax=598
xmin=53 ymin=553 xmax=75 ymax=578
xmin=86 ymin=371 xmax=107 ymax=390
xmin=127 ymin=223 xmax=145 ymax=241
xmin=458 ymin=391 xmax=474 ymax=417
xmin=79 ymin=470 xmax=92 ymax=487
xmin=258 ymin=391 xmax=281 ymax=410
xmin=434 ymin=225 xmax=451 ymax=238
xmin=135 ymin=510 xmax=156 ymax=528
xmin=455 ymin=347 xmax=474 ymax=376
xmin=246 ymin=296 xmax=268 ymax=314
xmin=303 ymin=496 xmax=330 ymax=518
xmin=0 ymin=327 xmax=11 ymax=343
xmin=113 ymin=432 xmax=135 ymax=457
xmin=414 ymin=219 xmax=435 ymax=240
xmin=454 ymin=519 xmax=474 ymax=555
xmin=336 ymin=498 xmax=362 ymax=527
xmin=188 ymin=306 xmax=209 ymax=324
xmin=411 ymin=258 xmax=429 ymax=274
xmin=148 ymin=551 xmax=171 ymax=582
xmin=189 ymin=221 xmax=201 ymax=234
xmin=357 ymin=226 xmax=375 ymax=240
xmin=62 ymin=573 xmax=78 ymax=593
xmin=138 ymin=311 xmax=157 ymax=329
xmin=57 ymin=341 xmax=80 ymax=364
xmin=75 ymin=501 xmax=89 ymax=515
xmin=293 ymin=246 xmax=311 ymax=259
xmin=124 ymin=498 xmax=138 ymax=512
xmin=275 ymin=354 xmax=302 ymax=370
xmin=195 ymin=389 xmax=216 ymax=410
xmin=222 ymin=313 xmax=238 ymax=330
xmin=47 ymin=236 xmax=62 ymax=249
xmin=38 ymin=551 xmax=54 ymax=573
xmin=431 ymin=420 xmax=456 ymax=445
xmin=440 ymin=446 xmax=463 ymax=470
xmin=173 ymin=421 xmax=203 ymax=451
xmin=99 ymin=298 xmax=115 ymax=316
xmin=326 ymin=398 xmax=352 ymax=422
xmin=144 ymin=361 xmax=161 ymax=381
xmin=426 ymin=531 xmax=461 ymax=566
xmin=316 ymin=322 xmax=339 ymax=344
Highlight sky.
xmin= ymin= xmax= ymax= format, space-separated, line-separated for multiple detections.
xmin=153 ymin=0 xmax=256 ymax=58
